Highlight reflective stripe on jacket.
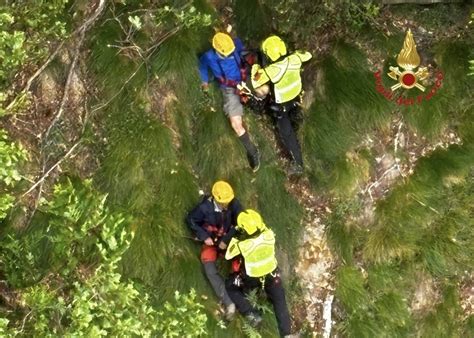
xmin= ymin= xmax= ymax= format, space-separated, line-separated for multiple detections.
xmin=226 ymin=228 xmax=278 ymax=277
xmin=251 ymin=51 xmax=312 ymax=103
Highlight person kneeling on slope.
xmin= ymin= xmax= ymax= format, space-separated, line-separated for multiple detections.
xmin=225 ymin=209 xmax=296 ymax=337
xmin=187 ymin=181 xmax=242 ymax=320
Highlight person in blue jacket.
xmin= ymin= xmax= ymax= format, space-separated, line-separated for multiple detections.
xmin=199 ymin=32 xmax=260 ymax=172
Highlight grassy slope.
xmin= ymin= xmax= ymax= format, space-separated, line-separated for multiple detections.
xmin=2 ymin=1 xmax=471 ymax=337
xmin=87 ymin=2 xmax=472 ymax=337
xmin=320 ymin=5 xmax=474 ymax=337
xmin=85 ymin=1 xmax=303 ymax=336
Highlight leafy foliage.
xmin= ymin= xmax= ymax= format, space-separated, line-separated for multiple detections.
xmin=0 ymin=179 xmax=207 ymax=336
xmin=40 ymin=178 xmax=133 ymax=274
xmin=1 ymin=233 xmax=43 ymax=287
xmin=0 ymin=318 xmax=10 ymax=336
xmin=0 ymin=13 xmax=26 ymax=84
xmin=260 ymin=0 xmax=380 ymax=45
xmin=0 ymin=1 xmax=69 ymax=115
xmin=0 ymin=129 xmax=27 ymax=219
xmin=0 ymin=130 xmax=27 ymax=186
xmin=156 ymin=289 xmax=207 ymax=337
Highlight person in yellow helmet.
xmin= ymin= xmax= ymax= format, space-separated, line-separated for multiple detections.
xmin=251 ymin=35 xmax=312 ymax=177
xmin=224 ymin=209 xmax=294 ymax=337
xmin=186 ymin=181 xmax=243 ymax=320
xmin=198 ymin=32 xmax=260 ymax=172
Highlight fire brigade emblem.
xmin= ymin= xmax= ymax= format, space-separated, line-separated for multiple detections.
xmin=388 ymin=29 xmax=429 ymax=92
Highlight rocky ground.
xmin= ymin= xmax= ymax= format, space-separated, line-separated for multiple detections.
xmin=288 ymin=112 xmax=464 ymax=335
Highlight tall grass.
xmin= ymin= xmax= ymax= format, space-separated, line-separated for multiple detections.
xmin=303 ymin=41 xmax=392 ymax=191
xmin=402 ymin=42 xmax=474 ymax=139
xmin=234 ymin=0 xmax=272 ymax=43
xmin=364 ymin=145 xmax=474 ymax=265
xmin=325 ymin=198 xmax=366 ymax=265
xmin=417 ymin=285 xmax=464 ymax=337
xmin=60 ymin=2 xmax=474 ymax=337
xmin=335 ymin=266 xmax=412 ymax=337
xmin=87 ymin=3 xmax=219 ymax=305
xmin=84 ymin=3 xmax=305 ymax=336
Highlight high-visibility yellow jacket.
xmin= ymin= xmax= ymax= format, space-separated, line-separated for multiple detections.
xmin=251 ymin=51 xmax=312 ymax=103
xmin=225 ymin=228 xmax=278 ymax=278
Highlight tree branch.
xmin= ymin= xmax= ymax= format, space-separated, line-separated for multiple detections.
xmin=21 ymin=141 xmax=82 ymax=198
xmin=5 ymin=0 xmax=107 ymax=114
xmin=42 ymin=32 xmax=85 ymax=143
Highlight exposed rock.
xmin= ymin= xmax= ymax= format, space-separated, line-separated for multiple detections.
xmin=460 ymin=272 xmax=474 ymax=319
xmin=411 ymin=272 xmax=440 ymax=314
xmin=288 ymin=179 xmax=336 ymax=335
xmin=37 ymin=70 xmax=60 ymax=114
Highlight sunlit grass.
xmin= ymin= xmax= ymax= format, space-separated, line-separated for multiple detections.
xmin=335 ymin=266 xmax=412 ymax=337
xmin=402 ymin=41 xmax=474 ymax=139
xmin=364 ymin=145 xmax=474 ymax=264
xmin=303 ymin=42 xmax=392 ymax=191
xmin=417 ymin=285 xmax=464 ymax=337
xmin=9 ymin=2 xmax=470 ymax=337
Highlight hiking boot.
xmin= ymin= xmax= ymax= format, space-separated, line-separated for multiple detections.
xmin=288 ymin=162 xmax=304 ymax=177
xmin=225 ymin=303 xmax=236 ymax=321
xmin=245 ymin=311 xmax=263 ymax=327
xmin=248 ymin=151 xmax=261 ymax=172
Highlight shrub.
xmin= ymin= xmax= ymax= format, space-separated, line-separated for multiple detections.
xmin=1 ymin=178 xmax=208 ymax=336
xmin=0 ymin=129 xmax=27 ymax=219
xmin=0 ymin=1 xmax=69 ymax=115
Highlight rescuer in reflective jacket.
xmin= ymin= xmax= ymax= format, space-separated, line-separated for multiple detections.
xmin=251 ymin=35 xmax=312 ymax=177
xmin=187 ymin=181 xmax=242 ymax=320
xmin=225 ymin=209 xmax=294 ymax=337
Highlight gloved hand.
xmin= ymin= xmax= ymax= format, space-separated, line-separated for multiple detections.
xmin=233 ymin=274 xmax=243 ymax=287
xmin=204 ymin=237 xmax=214 ymax=246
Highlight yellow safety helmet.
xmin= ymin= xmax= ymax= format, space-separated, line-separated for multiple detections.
xmin=212 ymin=33 xmax=235 ymax=57
xmin=237 ymin=209 xmax=265 ymax=235
xmin=261 ymin=35 xmax=287 ymax=62
xmin=212 ymin=181 xmax=234 ymax=204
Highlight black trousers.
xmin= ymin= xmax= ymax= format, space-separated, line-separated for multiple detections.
xmin=271 ymin=101 xmax=303 ymax=166
xmin=225 ymin=270 xmax=291 ymax=337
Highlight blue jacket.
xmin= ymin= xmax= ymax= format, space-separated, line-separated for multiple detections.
xmin=198 ymin=38 xmax=244 ymax=87
xmin=187 ymin=196 xmax=243 ymax=246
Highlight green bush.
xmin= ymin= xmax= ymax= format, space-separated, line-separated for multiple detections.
xmin=41 ymin=178 xmax=133 ymax=274
xmin=0 ymin=129 xmax=27 ymax=219
xmin=0 ymin=1 xmax=69 ymax=115
xmin=260 ymin=0 xmax=380 ymax=45
xmin=0 ymin=13 xmax=26 ymax=84
xmin=1 ymin=178 xmax=208 ymax=336
xmin=1 ymin=233 xmax=43 ymax=287
xmin=156 ymin=289 xmax=208 ymax=337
